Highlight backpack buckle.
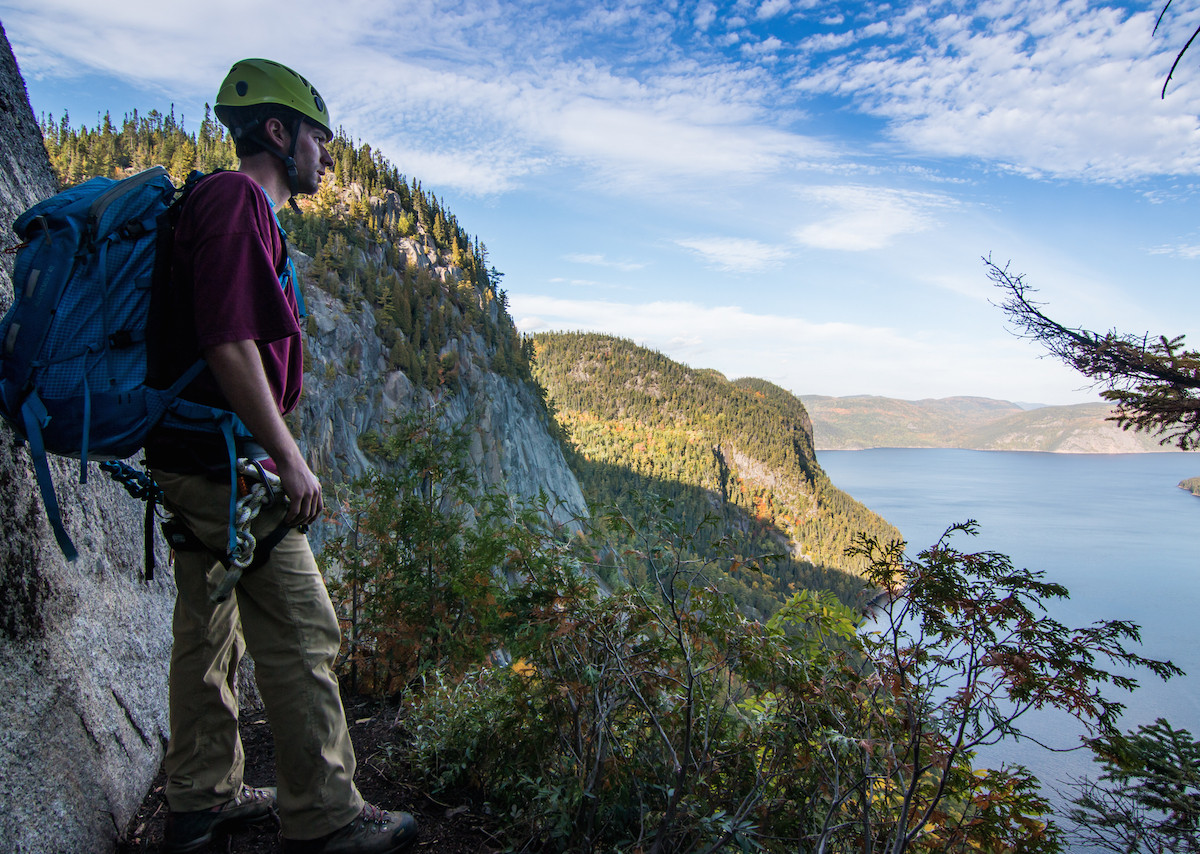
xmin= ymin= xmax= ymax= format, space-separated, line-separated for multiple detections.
xmin=118 ymin=220 xmax=148 ymax=240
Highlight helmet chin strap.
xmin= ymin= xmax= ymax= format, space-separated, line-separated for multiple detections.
xmin=282 ymin=116 xmax=302 ymax=200
xmin=240 ymin=117 xmax=304 ymax=209
xmin=275 ymin=117 xmax=303 ymax=211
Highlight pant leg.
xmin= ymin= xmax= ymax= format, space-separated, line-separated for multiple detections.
xmin=154 ymin=471 xmax=364 ymax=838
xmin=234 ymin=515 xmax=365 ymax=837
xmin=162 ymin=535 xmax=246 ymax=811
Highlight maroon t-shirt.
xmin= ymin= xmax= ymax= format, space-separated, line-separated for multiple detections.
xmin=175 ymin=171 xmax=303 ymax=413
xmin=146 ymin=171 xmax=303 ymax=473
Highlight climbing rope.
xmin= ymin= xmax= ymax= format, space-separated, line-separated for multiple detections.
xmin=209 ymin=459 xmax=296 ymax=603
xmin=230 ymin=458 xmax=283 ymax=569
xmin=100 ymin=460 xmax=163 ymax=504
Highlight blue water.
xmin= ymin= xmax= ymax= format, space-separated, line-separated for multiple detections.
xmin=819 ymin=449 xmax=1200 ymax=839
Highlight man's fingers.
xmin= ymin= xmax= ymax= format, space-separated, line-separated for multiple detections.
xmin=286 ymin=490 xmax=322 ymax=527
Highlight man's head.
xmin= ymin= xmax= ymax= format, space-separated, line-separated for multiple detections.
xmin=215 ymin=59 xmax=333 ymax=197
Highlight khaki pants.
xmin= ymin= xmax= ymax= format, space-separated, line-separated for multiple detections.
xmin=154 ymin=470 xmax=364 ymax=839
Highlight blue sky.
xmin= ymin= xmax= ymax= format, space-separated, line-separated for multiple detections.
xmin=5 ymin=0 xmax=1200 ymax=404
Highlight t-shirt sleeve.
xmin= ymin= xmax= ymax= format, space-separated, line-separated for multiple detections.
xmin=181 ymin=175 xmax=302 ymax=349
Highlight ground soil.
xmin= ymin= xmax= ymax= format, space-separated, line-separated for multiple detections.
xmin=115 ymin=692 xmax=502 ymax=853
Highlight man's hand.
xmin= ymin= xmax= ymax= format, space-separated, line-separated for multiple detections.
xmin=275 ymin=455 xmax=323 ymax=527
xmin=205 ymin=339 xmax=322 ymax=527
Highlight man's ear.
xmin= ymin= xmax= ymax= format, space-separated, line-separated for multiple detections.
xmin=261 ymin=116 xmax=291 ymax=150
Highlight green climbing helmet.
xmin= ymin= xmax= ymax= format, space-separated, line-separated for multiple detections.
xmin=214 ymin=58 xmax=331 ymax=137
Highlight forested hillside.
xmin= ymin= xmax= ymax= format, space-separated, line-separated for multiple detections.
xmin=533 ymin=332 xmax=901 ymax=614
xmin=39 ymin=108 xmax=534 ymax=395
xmin=801 ymin=394 xmax=1183 ymax=452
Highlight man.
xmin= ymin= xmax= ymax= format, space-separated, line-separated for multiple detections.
xmin=147 ymin=58 xmax=417 ymax=854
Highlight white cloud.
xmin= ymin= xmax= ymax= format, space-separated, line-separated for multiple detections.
xmin=675 ymin=237 xmax=792 ymax=271
xmin=793 ymin=185 xmax=957 ymax=251
xmin=1149 ymin=243 xmax=1200 ymax=259
xmin=564 ymin=253 xmax=646 ymax=272
xmin=757 ymin=0 xmax=791 ymax=21
xmin=531 ymin=94 xmax=826 ymax=188
xmin=741 ymin=35 xmax=785 ymax=58
xmin=509 ymin=293 xmax=1099 ymax=402
xmin=792 ymin=1 xmax=1200 ymax=181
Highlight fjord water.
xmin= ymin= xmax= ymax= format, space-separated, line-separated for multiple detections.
xmin=819 ymin=449 xmax=1200 ymax=823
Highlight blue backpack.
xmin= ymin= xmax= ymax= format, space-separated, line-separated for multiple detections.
xmin=0 ymin=166 xmax=277 ymax=563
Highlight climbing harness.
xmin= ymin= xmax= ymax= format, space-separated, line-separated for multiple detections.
xmin=101 ymin=459 xmax=300 ymax=603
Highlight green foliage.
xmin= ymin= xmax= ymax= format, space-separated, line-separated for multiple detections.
xmin=409 ymin=496 xmax=811 ymax=852
xmin=400 ymin=508 xmax=1180 ymax=852
xmin=323 ymin=408 xmax=516 ymax=693
xmin=40 ymin=105 xmax=236 ymax=186
xmin=531 ymin=331 xmax=900 ymax=616
xmin=816 ymin=521 xmax=1181 ymax=853
xmin=1066 ymin=718 xmax=1200 ymax=852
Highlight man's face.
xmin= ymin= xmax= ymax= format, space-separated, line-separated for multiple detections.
xmin=293 ymin=121 xmax=333 ymax=195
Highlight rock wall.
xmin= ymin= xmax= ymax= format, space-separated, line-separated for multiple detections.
xmin=0 ymin=22 xmax=175 ymax=853
xmin=298 ymin=277 xmax=588 ymax=554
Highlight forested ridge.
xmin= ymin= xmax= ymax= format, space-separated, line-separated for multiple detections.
xmin=39 ymin=108 xmax=535 ymax=393
xmin=533 ymin=331 xmax=901 ymax=614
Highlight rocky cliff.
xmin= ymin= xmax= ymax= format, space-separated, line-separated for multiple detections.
xmin=296 ymin=257 xmax=587 ymax=548
xmin=0 ymin=23 xmax=176 ymax=854
xmin=0 ymin=22 xmax=586 ymax=852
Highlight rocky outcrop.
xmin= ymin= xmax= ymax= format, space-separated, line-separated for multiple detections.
xmin=0 ymin=23 xmax=176 ymax=853
xmin=296 ymin=260 xmax=588 ymax=552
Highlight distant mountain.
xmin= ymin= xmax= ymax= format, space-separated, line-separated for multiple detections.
xmin=799 ymin=395 xmax=1186 ymax=453
xmin=533 ymin=333 xmax=900 ymax=616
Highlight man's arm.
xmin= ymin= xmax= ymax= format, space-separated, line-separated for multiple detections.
xmin=204 ymin=339 xmax=322 ymax=527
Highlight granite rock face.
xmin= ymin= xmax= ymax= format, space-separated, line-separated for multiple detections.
xmin=0 ymin=23 xmax=175 ymax=854
xmin=296 ymin=261 xmax=588 ymax=555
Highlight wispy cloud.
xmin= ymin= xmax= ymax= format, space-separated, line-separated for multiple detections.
xmin=791 ymin=1 xmax=1200 ymax=181
xmin=756 ymin=0 xmax=791 ymax=21
xmin=564 ymin=253 xmax=646 ymax=272
xmin=1149 ymin=242 xmax=1200 ymax=259
xmin=675 ymin=236 xmax=792 ymax=271
xmin=793 ymin=185 xmax=956 ymax=251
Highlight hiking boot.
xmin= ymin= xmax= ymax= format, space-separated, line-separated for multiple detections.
xmin=163 ymin=784 xmax=277 ymax=853
xmin=280 ymin=803 xmax=419 ymax=853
